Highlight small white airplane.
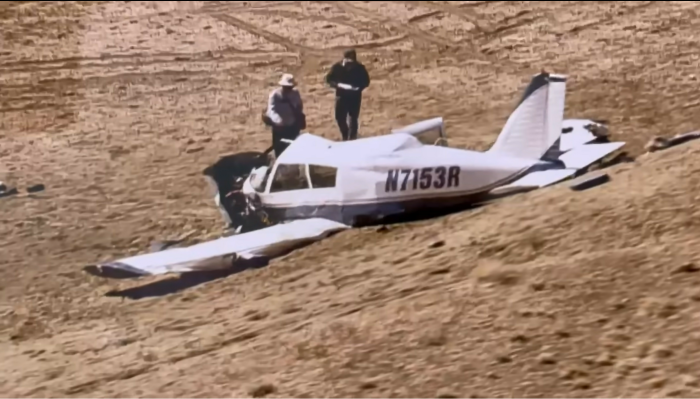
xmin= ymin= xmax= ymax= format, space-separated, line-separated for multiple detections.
xmin=86 ymin=72 xmax=626 ymax=279
xmin=223 ymin=71 xmax=625 ymax=230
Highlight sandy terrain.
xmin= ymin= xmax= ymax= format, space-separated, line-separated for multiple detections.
xmin=2 ymin=1 xmax=700 ymax=397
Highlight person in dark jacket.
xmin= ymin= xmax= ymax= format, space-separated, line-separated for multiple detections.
xmin=325 ymin=49 xmax=370 ymax=141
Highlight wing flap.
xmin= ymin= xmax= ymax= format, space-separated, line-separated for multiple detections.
xmin=502 ymin=169 xmax=578 ymax=188
xmin=559 ymin=142 xmax=625 ymax=169
xmin=503 ymin=141 xmax=624 ymax=189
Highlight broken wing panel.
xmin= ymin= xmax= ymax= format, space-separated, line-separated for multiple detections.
xmin=85 ymin=218 xmax=349 ymax=278
xmin=501 ymin=169 xmax=577 ymax=188
xmin=558 ymin=142 xmax=625 ymax=169
xmin=504 ymin=142 xmax=625 ymax=189
xmin=560 ymin=119 xmax=601 ymax=152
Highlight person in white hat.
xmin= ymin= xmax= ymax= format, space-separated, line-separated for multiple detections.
xmin=262 ymin=73 xmax=306 ymax=158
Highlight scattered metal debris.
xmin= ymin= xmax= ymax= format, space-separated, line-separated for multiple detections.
xmin=0 ymin=182 xmax=18 ymax=198
xmin=645 ymin=131 xmax=700 ymax=153
xmin=26 ymin=184 xmax=45 ymax=193
xmin=586 ymin=122 xmax=609 ymax=140
xmin=569 ymin=172 xmax=610 ymax=191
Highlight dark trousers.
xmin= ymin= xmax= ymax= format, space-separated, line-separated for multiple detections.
xmin=272 ymin=125 xmax=300 ymax=158
xmin=335 ymin=94 xmax=362 ymax=141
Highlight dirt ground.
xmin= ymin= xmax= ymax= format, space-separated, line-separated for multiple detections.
xmin=2 ymin=1 xmax=700 ymax=397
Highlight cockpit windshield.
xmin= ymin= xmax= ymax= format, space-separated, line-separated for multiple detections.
xmin=268 ymin=164 xmax=338 ymax=193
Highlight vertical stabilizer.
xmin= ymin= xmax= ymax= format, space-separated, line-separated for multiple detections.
xmin=488 ymin=73 xmax=567 ymax=160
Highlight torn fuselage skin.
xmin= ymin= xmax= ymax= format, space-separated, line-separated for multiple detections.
xmin=202 ymin=151 xmax=273 ymax=234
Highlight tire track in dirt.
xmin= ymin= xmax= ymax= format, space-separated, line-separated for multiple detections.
xmin=1 ymin=70 xmax=215 ymax=92
xmin=78 ymin=1 xmax=298 ymax=23
xmin=210 ymin=9 xmax=412 ymax=62
xmin=243 ymin=7 xmax=412 ymax=52
xmin=210 ymin=12 xmax=314 ymax=56
xmin=399 ymin=0 xmax=487 ymax=33
xmin=331 ymin=1 xmax=457 ymax=50
xmin=458 ymin=1 xmax=499 ymax=8
xmin=0 ymin=82 xmax=237 ymax=115
xmin=474 ymin=2 xmax=656 ymax=68
xmin=329 ymin=1 xmax=522 ymax=69
xmin=0 ymin=52 xmax=298 ymax=75
xmin=565 ymin=1 xmax=654 ymax=34
xmin=244 ymin=8 xmax=393 ymax=43
xmin=0 ymin=49 xmax=297 ymax=69
xmin=485 ymin=1 xmax=668 ymax=70
xmin=481 ymin=10 xmax=543 ymax=37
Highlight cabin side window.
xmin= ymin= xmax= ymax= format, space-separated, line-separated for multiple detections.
xmin=269 ymin=164 xmax=310 ymax=193
xmin=308 ymin=165 xmax=337 ymax=188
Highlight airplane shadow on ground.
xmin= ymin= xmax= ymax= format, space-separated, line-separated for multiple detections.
xmin=102 ymin=258 xmax=269 ymax=300
xmin=371 ymin=151 xmax=637 ymax=227
xmin=97 ymin=206 xmax=474 ymax=301
xmin=375 ymin=202 xmax=485 ymax=227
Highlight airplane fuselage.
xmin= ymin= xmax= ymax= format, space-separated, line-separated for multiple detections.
xmin=245 ymin=145 xmax=546 ymax=227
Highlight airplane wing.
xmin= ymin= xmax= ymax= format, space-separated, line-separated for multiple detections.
xmin=391 ymin=117 xmax=448 ymax=146
xmin=83 ymin=218 xmax=349 ymax=279
xmin=558 ymin=142 xmax=625 ymax=169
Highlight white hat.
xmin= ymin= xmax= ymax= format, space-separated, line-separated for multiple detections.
xmin=278 ymin=73 xmax=296 ymax=87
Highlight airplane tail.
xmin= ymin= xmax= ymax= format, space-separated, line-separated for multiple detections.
xmin=487 ymin=72 xmax=567 ymax=161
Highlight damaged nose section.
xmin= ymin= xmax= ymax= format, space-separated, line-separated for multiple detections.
xmin=201 ymin=151 xmax=271 ymax=233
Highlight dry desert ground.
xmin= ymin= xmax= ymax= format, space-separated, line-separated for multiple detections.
xmin=2 ymin=1 xmax=700 ymax=397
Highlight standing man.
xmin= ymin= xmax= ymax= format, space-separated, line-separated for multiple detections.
xmin=325 ymin=49 xmax=370 ymax=141
xmin=263 ymin=73 xmax=306 ymax=158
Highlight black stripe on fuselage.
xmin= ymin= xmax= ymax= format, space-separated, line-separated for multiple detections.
xmin=261 ymin=191 xmax=491 ymax=227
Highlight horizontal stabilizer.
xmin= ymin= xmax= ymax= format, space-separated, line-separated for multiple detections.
xmin=569 ymin=172 xmax=610 ymax=191
xmin=84 ymin=218 xmax=350 ymax=279
xmin=501 ymin=169 xmax=577 ymax=188
xmin=501 ymin=141 xmax=625 ymax=189
xmin=558 ymin=142 xmax=625 ymax=169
